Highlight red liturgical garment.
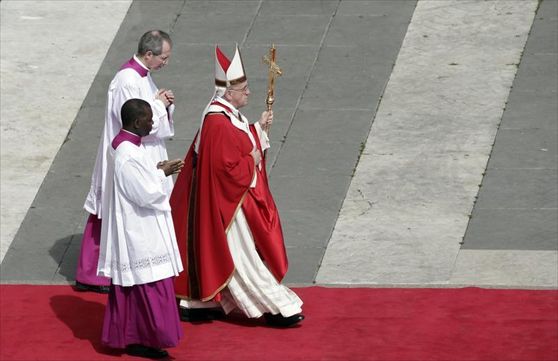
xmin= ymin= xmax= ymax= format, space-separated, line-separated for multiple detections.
xmin=170 ymin=106 xmax=288 ymax=301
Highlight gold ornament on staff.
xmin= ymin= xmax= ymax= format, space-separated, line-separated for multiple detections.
xmin=262 ymin=44 xmax=282 ymax=133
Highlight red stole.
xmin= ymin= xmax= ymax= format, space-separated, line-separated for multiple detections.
xmin=170 ymin=107 xmax=288 ymax=301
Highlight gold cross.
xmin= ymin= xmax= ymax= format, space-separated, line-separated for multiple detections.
xmin=262 ymin=44 xmax=283 ymax=112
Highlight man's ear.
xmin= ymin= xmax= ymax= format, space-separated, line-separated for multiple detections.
xmin=223 ymin=89 xmax=232 ymax=101
xmin=133 ymin=118 xmax=141 ymax=129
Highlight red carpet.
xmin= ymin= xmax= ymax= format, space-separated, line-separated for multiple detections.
xmin=0 ymin=285 xmax=556 ymax=361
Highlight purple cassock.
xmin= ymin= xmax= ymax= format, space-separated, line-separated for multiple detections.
xmin=75 ymin=57 xmax=148 ymax=287
xmin=75 ymin=215 xmax=110 ymax=286
xmin=102 ymin=278 xmax=183 ymax=349
xmin=101 ymin=131 xmax=183 ymax=349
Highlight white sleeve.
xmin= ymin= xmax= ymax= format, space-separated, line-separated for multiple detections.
xmin=254 ymin=121 xmax=271 ymax=152
xmin=116 ymin=158 xmax=170 ymax=211
xmin=112 ymin=76 xmax=174 ymax=140
xmin=149 ymin=99 xmax=174 ymax=139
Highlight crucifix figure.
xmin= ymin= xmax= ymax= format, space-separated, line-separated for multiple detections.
xmin=262 ymin=44 xmax=282 ymax=132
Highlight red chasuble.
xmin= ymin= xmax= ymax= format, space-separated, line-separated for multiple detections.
xmin=170 ymin=105 xmax=288 ymax=301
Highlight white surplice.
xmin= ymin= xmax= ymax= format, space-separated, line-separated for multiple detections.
xmin=84 ymin=55 xmax=175 ymax=218
xmin=97 ymin=141 xmax=183 ymax=286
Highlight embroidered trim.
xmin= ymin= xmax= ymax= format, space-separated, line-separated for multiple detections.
xmin=215 ymin=76 xmax=246 ymax=87
xmin=113 ymin=253 xmax=172 ymax=273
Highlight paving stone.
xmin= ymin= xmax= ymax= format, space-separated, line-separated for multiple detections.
xmin=283 ymin=246 xmax=326 ymax=284
xmin=475 ymin=169 xmax=558 ymax=210
xmin=501 ymin=89 xmax=558 ymax=130
xmin=181 ymin=1 xmax=258 ymax=16
xmin=487 ymin=128 xmax=558 ymax=170
xmin=511 ymin=53 xmax=558 ymax=93
xmin=336 ymin=0 xmax=417 ymax=17
xmin=173 ymin=13 xmax=255 ymax=45
xmin=317 ymin=0 xmax=540 ymax=285
xmin=525 ymin=0 xmax=558 ymax=55
xmin=463 ymin=208 xmax=558 ymax=251
xmin=326 ymin=10 xmax=412 ymax=51
xmin=450 ymin=249 xmax=558 ymax=288
xmin=247 ymin=14 xmax=332 ymax=46
xmin=4 ymin=0 xmax=555 ymax=289
xmin=260 ymin=1 xmax=338 ymax=16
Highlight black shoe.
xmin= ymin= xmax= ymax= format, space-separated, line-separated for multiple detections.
xmin=125 ymin=344 xmax=168 ymax=359
xmin=264 ymin=313 xmax=305 ymax=328
xmin=179 ymin=307 xmax=224 ymax=322
xmin=74 ymin=281 xmax=110 ymax=294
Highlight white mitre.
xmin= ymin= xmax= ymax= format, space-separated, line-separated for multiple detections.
xmin=215 ymin=44 xmax=247 ymax=88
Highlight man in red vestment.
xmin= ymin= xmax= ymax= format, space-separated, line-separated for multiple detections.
xmin=170 ymin=45 xmax=304 ymax=327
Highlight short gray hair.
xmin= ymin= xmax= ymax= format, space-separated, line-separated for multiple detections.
xmin=137 ymin=30 xmax=172 ymax=56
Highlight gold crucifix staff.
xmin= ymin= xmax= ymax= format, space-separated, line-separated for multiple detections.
xmin=262 ymin=44 xmax=282 ymax=133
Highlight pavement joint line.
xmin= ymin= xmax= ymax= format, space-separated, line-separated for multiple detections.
xmin=2 ymin=280 xmax=554 ymax=291
xmin=0 ymin=0 xmax=133 ymax=263
xmin=52 ymin=223 xmax=83 ymax=282
xmin=169 ymin=1 xmax=187 ymax=33
xmin=1 ymin=0 xmax=554 ymax=289
xmin=490 ymin=168 xmax=558 ymax=170
xmin=269 ymin=1 xmax=340 ymax=171
xmin=260 ymin=15 xmax=331 ymax=18
xmin=172 ymin=43 xmax=323 ymax=48
xmin=316 ymin=0 xmax=542 ymax=285
xmin=476 ymin=208 xmax=558 ymax=210
xmin=299 ymin=107 xmax=375 ymax=112
xmin=310 ymin=283 xmax=558 ymax=290
xmin=240 ymin=0 xmax=263 ymax=48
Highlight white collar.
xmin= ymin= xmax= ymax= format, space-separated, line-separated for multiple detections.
xmin=214 ymin=96 xmax=243 ymax=120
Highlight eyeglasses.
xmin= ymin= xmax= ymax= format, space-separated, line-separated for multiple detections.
xmin=228 ymin=85 xmax=249 ymax=94
xmin=157 ymin=54 xmax=169 ymax=64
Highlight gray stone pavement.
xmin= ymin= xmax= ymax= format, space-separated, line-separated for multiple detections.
xmin=316 ymin=0 xmax=557 ymax=288
xmin=0 ymin=0 xmax=132 ymax=263
xmin=1 ymin=0 xmax=556 ymax=289
xmin=454 ymin=0 xmax=558 ymax=287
